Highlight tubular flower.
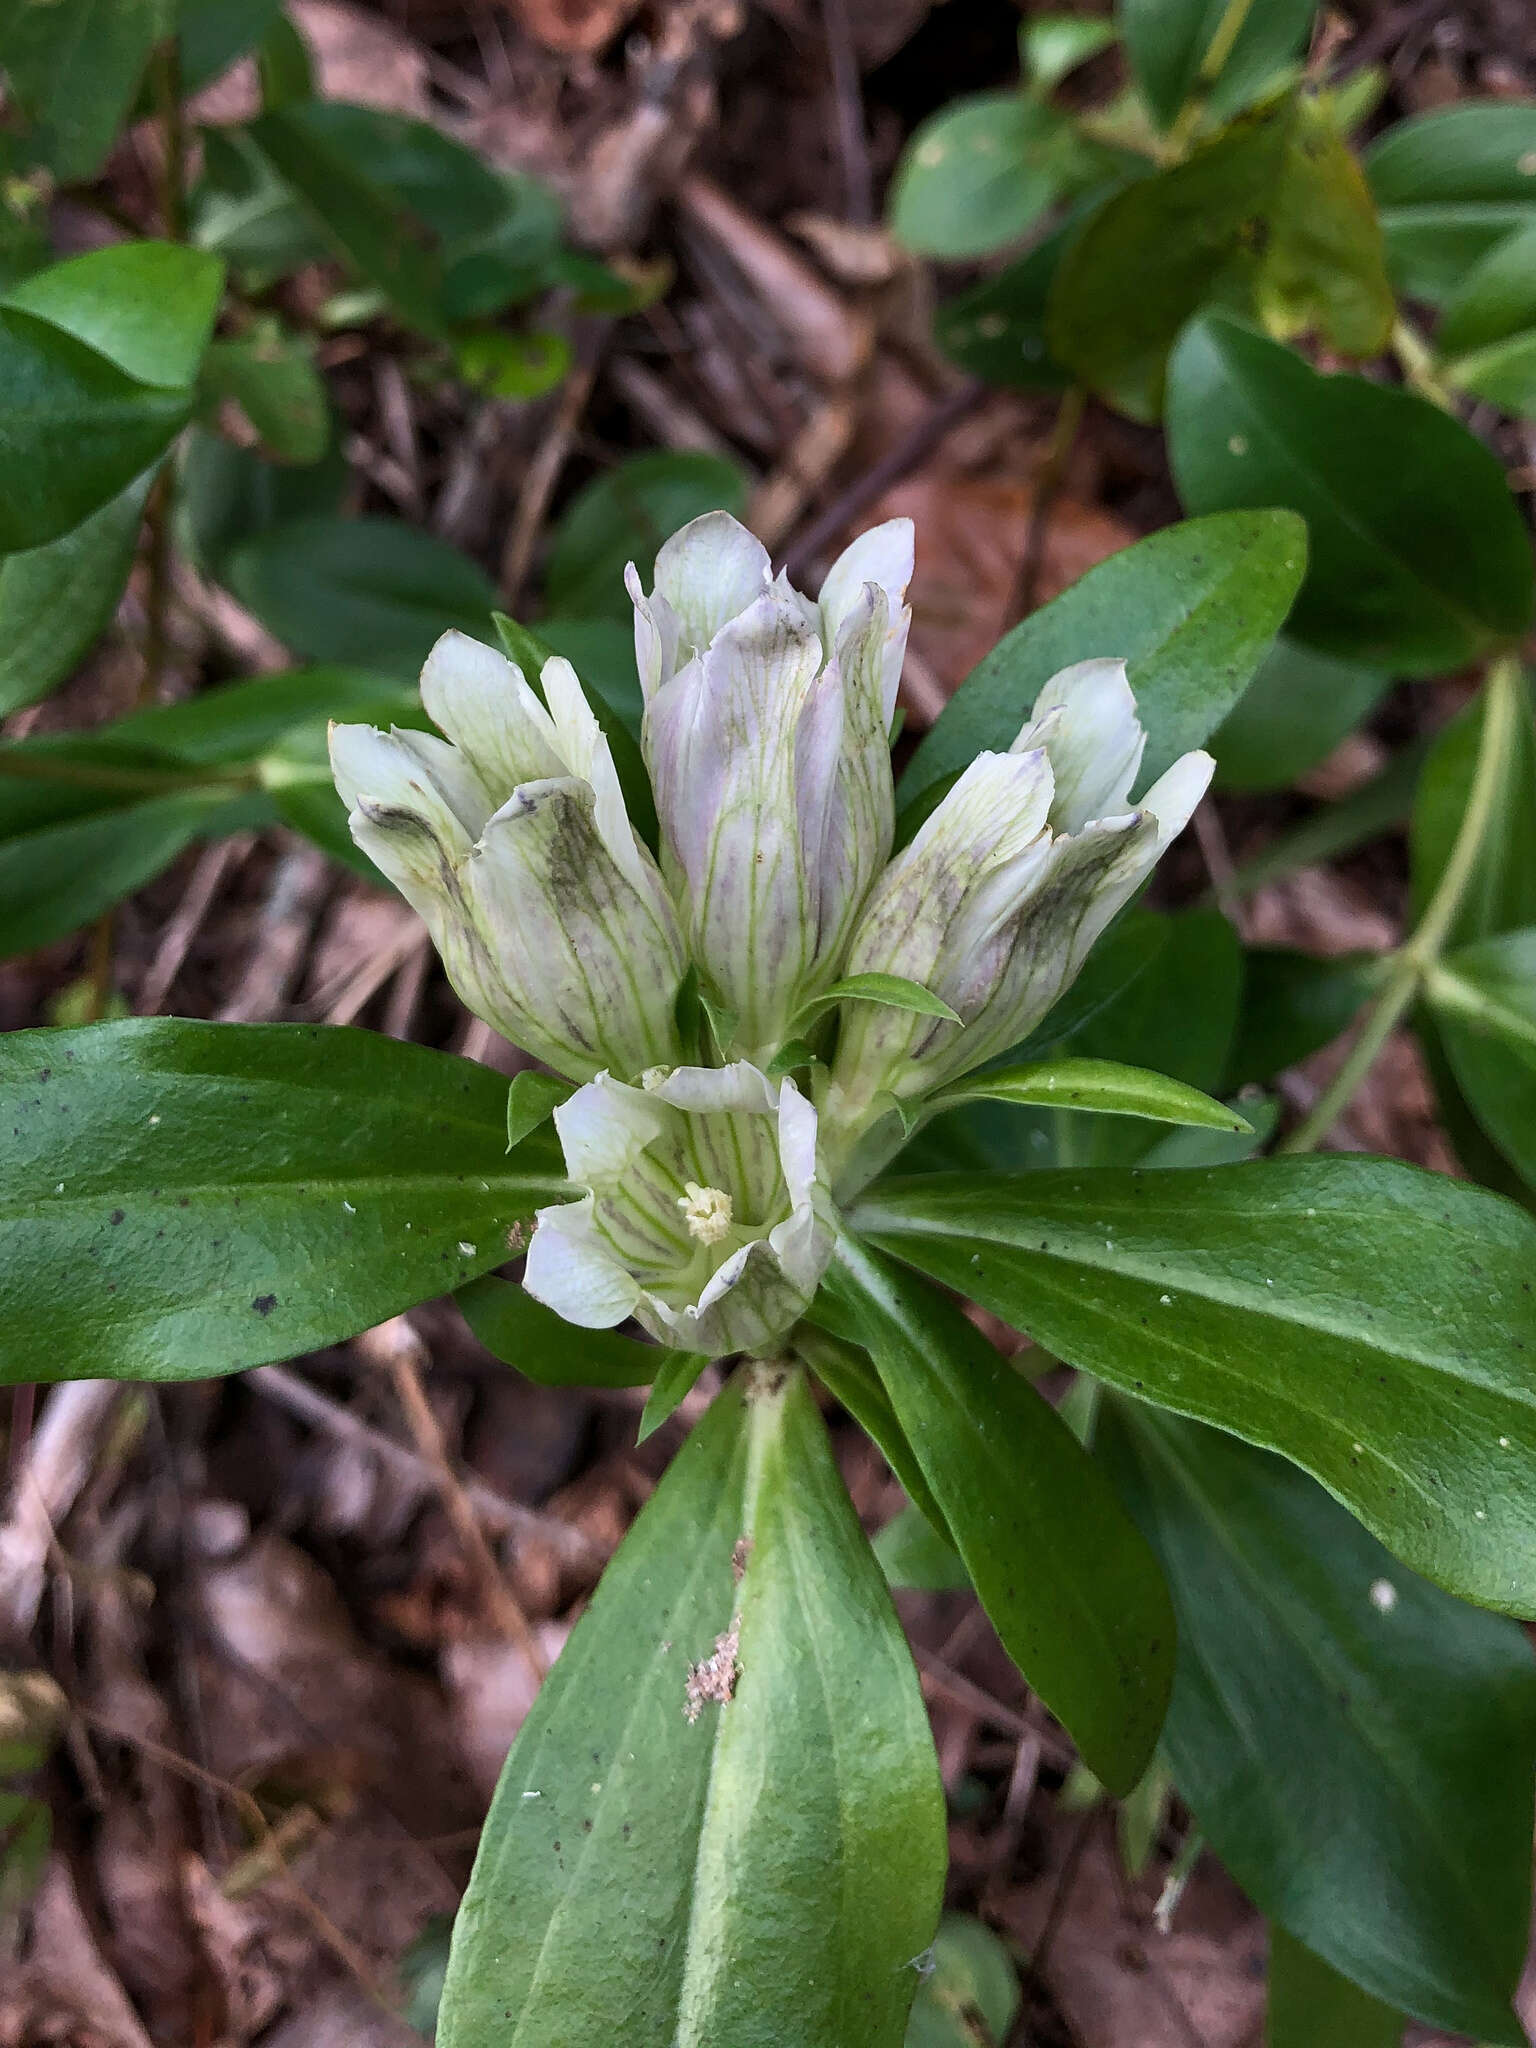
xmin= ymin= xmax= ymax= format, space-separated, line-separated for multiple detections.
xmin=827 ymin=658 xmax=1214 ymax=1129
xmin=627 ymin=511 xmax=912 ymax=1060
xmin=523 ymin=1061 xmax=834 ymax=1359
xmin=329 ymin=633 xmax=686 ymax=1084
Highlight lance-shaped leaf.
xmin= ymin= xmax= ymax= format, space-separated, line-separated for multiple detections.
xmin=853 ymin=1156 xmax=1536 ymax=1615
xmin=928 ymin=1057 xmax=1248 ymax=1132
xmin=0 ymin=1021 xmax=566 ymax=1386
xmin=456 ymin=1274 xmax=659 ymax=1389
xmin=1266 ymin=1927 xmax=1408 ymax=2048
xmin=829 ymin=1236 xmax=1175 ymax=1793
xmin=1099 ymin=1405 xmax=1536 ymax=2044
xmin=437 ymin=1367 xmax=946 ymax=2048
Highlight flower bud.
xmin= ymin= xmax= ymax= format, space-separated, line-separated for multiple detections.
xmin=828 ymin=658 xmax=1214 ymax=1125
xmin=330 ymin=632 xmax=686 ymax=1083
xmin=523 ymin=1061 xmax=833 ymax=1359
xmin=627 ymin=512 xmax=912 ymax=1058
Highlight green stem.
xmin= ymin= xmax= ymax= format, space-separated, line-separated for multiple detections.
xmin=1280 ymin=654 xmax=1523 ymax=1154
xmin=1162 ymin=0 xmax=1257 ymax=159
xmin=1391 ymin=317 xmax=1457 ymax=412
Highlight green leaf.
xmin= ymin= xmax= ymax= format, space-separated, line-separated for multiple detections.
xmin=0 ymin=1021 xmax=566 ymax=1385
xmin=0 ymin=786 xmax=240 ymax=959
xmin=454 ymin=326 xmax=571 ymax=400
xmin=1212 ymin=635 xmax=1391 ymax=792
xmin=177 ymin=0 xmax=285 ymax=92
xmin=906 ymin=1915 xmax=1021 ymax=2048
xmin=854 ymin=1154 xmax=1536 ymax=1615
xmin=1100 ymin=1403 xmax=1535 ymax=2041
xmin=546 ymin=452 xmax=748 ymax=622
xmin=0 ymin=0 xmax=168 ymax=182
xmin=243 ymin=102 xmax=453 ymax=336
xmin=636 ymin=1349 xmax=711 ymax=1442
xmin=809 ymin=972 xmax=961 ymax=1026
xmin=1259 ymin=94 xmax=1394 ymax=357
xmin=934 ymin=212 xmax=1077 ymax=390
xmin=0 ymin=474 xmax=152 ymax=716
xmin=1366 ymin=103 xmax=1536 ymax=306
xmin=1022 ymin=16 xmax=1117 ymax=96
xmin=1225 ymin=947 xmax=1375 ymax=1087
xmin=1166 ymin=313 xmax=1534 ymax=675
xmin=872 ymin=1503 xmax=969 ymax=1594
xmin=1266 ymin=1927 xmax=1404 ymax=2048
xmin=437 ymin=1367 xmax=946 ymax=2047
xmin=0 ymin=308 xmax=190 ymax=553
xmin=4 ymin=242 xmax=224 ymax=387
xmin=190 ymin=126 xmax=331 ymax=292
xmin=1443 ymin=328 xmax=1536 ymax=421
xmin=932 ymin=1056 xmax=1249 ymax=1132
xmin=175 ymin=422 xmax=347 ymax=579
xmin=456 ymin=1273 xmax=662 ymax=1389
xmin=793 ymin=1324 xmax=952 ymax=1543
xmin=199 ymin=318 xmax=329 ymax=463
xmin=505 ymin=1069 xmax=572 ymax=1151
xmin=898 ymin=510 xmax=1306 ymax=819
xmin=223 ymin=517 xmax=499 ymax=675
xmin=1046 ymin=106 xmax=1291 ymax=420
xmin=831 ymin=1237 xmax=1175 ymax=1794
xmin=1438 ymin=218 xmax=1536 ymax=357
xmin=888 ymin=92 xmax=1099 ymax=260
xmin=1430 ymin=928 xmax=1536 ymax=1192
xmin=1120 ymin=0 xmax=1315 ymax=131
xmin=1411 ymin=674 xmax=1536 ymax=945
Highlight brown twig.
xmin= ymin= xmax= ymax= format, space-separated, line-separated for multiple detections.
xmin=822 ymin=0 xmax=874 ymax=225
xmin=361 ymin=1315 xmax=549 ymax=1676
xmin=1007 ymin=383 xmax=1087 ymax=626
xmin=499 ymin=325 xmax=609 ymax=608
xmin=777 ymin=379 xmax=988 ymax=582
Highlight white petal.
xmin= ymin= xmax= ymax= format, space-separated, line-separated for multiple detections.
xmin=524 ymin=1196 xmax=642 ymax=1329
xmin=539 ymin=654 xmax=646 ymax=890
xmin=329 ymin=723 xmax=487 ymax=847
xmin=419 ymin=631 xmax=563 ymax=796
xmin=627 ymin=565 xmax=683 ymax=701
xmin=648 ymin=1060 xmax=779 ymax=1117
xmin=818 ymin=518 xmax=914 ymax=649
xmin=1141 ymin=749 xmax=1215 ymax=851
xmin=553 ymin=1071 xmax=668 ymax=1188
xmin=774 ymin=1077 xmax=820 ymax=1215
xmin=1013 ymin=658 xmax=1145 ymax=835
xmin=650 ymin=511 xmax=771 ymax=657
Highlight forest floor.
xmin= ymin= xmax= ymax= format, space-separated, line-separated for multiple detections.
xmin=3 ymin=2 xmax=1535 ymax=2043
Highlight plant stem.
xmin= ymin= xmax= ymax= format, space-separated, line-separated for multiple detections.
xmin=1162 ymin=0 xmax=1257 ymax=160
xmin=1391 ymin=316 xmax=1456 ymax=412
xmin=1280 ymin=653 xmax=1523 ymax=1154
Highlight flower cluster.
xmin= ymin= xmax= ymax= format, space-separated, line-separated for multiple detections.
xmin=331 ymin=512 xmax=1212 ymax=1361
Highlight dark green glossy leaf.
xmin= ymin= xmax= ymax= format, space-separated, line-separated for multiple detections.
xmin=200 ymin=318 xmax=328 ymax=463
xmin=1444 ymin=329 xmax=1536 ymax=420
xmin=1167 ymin=314 xmax=1534 ymax=674
xmin=0 ymin=474 xmax=152 ymax=716
xmin=899 ymin=510 xmax=1305 ymax=818
xmin=223 ymin=516 xmax=499 ymax=674
xmin=0 ymin=0 xmax=167 ymax=181
xmin=1266 ymin=1927 xmax=1404 ymax=2048
xmin=4 ymin=242 xmax=224 ymax=387
xmin=1120 ymin=0 xmax=1315 ymax=131
xmin=190 ymin=126 xmax=330 ymax=292
xmin=1213 ymin=635 xmax=1391 ymax=792
xmin=0 ymin=309 xmax=189 ymax=552
xmin=1225 ymin=947 xmax=1375 ymax=1088
xmin=546 ymin=452 xmax=748 ymax=622
xmin=855 ymin=1154 xmax=1536 ymax=1614
xmin=1438 ymin=218 xmax=1536 ymax=357
xmin=175 ymin=423 xmax=347 ymax=579
xmin=1366 ymin=103 xmax=1536 ymax=305
xmin=793 ymin=1324 xmax=951 ymax=1542
xmin=456 ymin=1273 xmax=660 ymax=1389
xmin=0 ymin=1021 xmax=566 ymax=1385
xmin=1410 ymin=674 xmax=1536 ymax=944
xmin=1100 ymin=1404 xmax=1535 ymax=2041
xmin=438 ymin=1367 xmax=946 ymax=2047
xmin=888 ymin=92 xmax=1101 ymax=259
xmin=934 ymin=213 xmax=1077 ymax=389
xmin=832 ymin=1237 xmax=1175 ymax=1794
xmin=504 ymin=1069 xmax=572 ymax=1151
xmin=873 ymin=1502 xmax=969 ymax=1593
xmin=813 ymin=972 xmax=961 ymax=1025
xmin=177 ymin=0 xmax=285 ymax=92
xmin=636 ymin=1349 xmax=711 ymax=1442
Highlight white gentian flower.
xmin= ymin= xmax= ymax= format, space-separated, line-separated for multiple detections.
xmin=523 ymin=1061 xmax=833 ymax=1359
xmin=627 ymin=511 xmax=912 ymax=1060
xmin=330 ymin=633 xmax=686 ymax=1084
xmin=827 ymin=658 xmax=1214 ymax=1131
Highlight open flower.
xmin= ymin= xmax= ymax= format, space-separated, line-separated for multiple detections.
xmin=627 ymin=512 xmax=912 ymax=1060
xmin=330 ymin=634 xmax=686 ymax=1084
xmin=523 ymin=1061 xmax=833 ymax=1359
xmin=828 ymin=658 xmax=1214 ymax=1127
